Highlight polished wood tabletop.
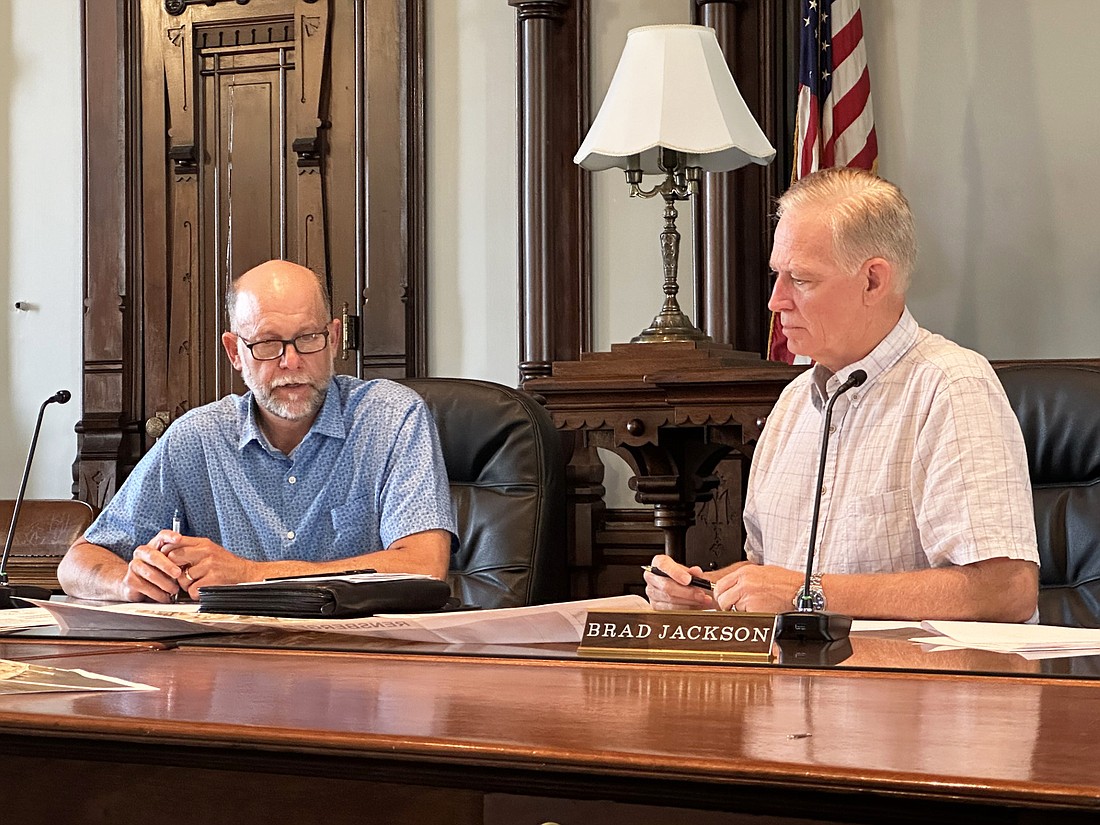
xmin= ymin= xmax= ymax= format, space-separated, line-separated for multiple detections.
xmin=1 ymin=638 xmax=1099 ymax=824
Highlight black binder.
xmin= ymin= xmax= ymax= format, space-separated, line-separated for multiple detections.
xmin=197 ymin=572 xmax=452 ymax=619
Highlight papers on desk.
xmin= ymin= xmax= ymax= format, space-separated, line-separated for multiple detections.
xmin=0 ymin=658 xmax=157 ymax=695
xmin=0 ymin=606 xmax=57 ymax=634
xmin=913 ymin=621 xmax=1100 ymax=660
xmin=850 ymin=619 xmax=923 ymax=632
xmin=29 ymin=594 xmax=652 ymax=645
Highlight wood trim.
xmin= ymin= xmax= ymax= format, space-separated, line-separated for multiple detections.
xmin=692 ymin=0 xmax=799 ymax=355
xmin=407 ymin=0 xmax=428 ymax=375
xmin=510 ymin=0 xmax=590 ymax=384
xmin=78 ymin=0 xmax=143 ymax=507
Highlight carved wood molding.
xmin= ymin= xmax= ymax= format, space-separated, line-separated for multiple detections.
xmin=508 ymin=0 xmax=568 ymax=22
xmin=293 ymin=0 xmax=331 ymax=279
xmin=164 ymin=0 xmax=257 ymax=14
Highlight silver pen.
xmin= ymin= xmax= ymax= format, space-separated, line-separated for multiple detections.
xmin=170 ymin=508 xmax=183 ymax=602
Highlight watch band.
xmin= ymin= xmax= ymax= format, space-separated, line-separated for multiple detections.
xmin=793 ymin=573 xmax=826 ymax=611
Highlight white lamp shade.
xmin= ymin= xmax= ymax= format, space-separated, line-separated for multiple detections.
xmin=575 ymin=24 xmax=776 ymax=174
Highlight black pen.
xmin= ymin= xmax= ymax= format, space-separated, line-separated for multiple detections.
xmin=641 ymin=564 xmax=714 ymax=591
xmin=264 ymin=568 xmax=377 ymax=581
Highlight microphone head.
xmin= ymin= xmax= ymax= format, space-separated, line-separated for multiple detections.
xmin=50 ymin=390 xmax=72 ymax=405
xmin=847 ymin=370 xmax=868 ymax=387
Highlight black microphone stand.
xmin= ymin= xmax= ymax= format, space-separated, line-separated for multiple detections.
xmin=774 ymin=371 xmax=866 ymax=643
xmin=0 ymin=391 xmax=71 ymax=610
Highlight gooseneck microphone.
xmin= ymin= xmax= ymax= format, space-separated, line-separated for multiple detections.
xmin=774 ymin=369 xmax=867 ymax=643
xmin=0 ymin=390 xmax=72 ymax=610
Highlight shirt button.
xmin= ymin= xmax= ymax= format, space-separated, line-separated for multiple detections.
xmin=820 ymin=486 xmax=827 ymax=495
xmin=828 ymin=425 xmax=836 ymax=434
xmin=287 ymin=530 xmax=296 ymax=540
xmin=288 ymin=476 xmax=297 ymax=484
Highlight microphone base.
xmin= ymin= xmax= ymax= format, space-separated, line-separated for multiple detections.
xmin=776 ymin=637 xmax=854 ymax=667
xmin=774 ymin=609 xmax=853 ymax=642
xmin=0 ymin=583 xmax=53 ymax=610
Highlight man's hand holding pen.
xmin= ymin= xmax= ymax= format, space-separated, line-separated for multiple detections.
xmin=125 ymin=525 xmax=192 ymax=604
xmin=162 ymin=536 xmax=260 ymax=599
xmin=642 ymin=556 xmax=720 ymax=611
xmin=644 ymin=554 xmax=808 ymax=614
xmin=123 ymin=516 xmax=258 ymax=603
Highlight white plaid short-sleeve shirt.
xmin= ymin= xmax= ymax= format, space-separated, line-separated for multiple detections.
xmin=744 ymin=309 xmax=1039 ymax=575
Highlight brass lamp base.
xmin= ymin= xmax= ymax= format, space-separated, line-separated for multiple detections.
xmin=625 ymin=150 xmax=713 ymax=346
xmin=631 ymin=306 xmax=713 ymax=344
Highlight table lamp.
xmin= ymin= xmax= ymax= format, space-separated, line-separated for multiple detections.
xmin=575 ymin=24 xmax=776 ymax=343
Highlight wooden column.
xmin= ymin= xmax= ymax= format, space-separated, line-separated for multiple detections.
xmin=692 ymin=0 xmax=799 ymax=355
xmin=77 ymin=0 xmax=142 ymax=507
xmin=509 ymin=0 xmax=589 ymax=384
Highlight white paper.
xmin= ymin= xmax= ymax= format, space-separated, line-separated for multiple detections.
xmin=0 ymin=606 xmax=58 ymax=634
xmin=32 ymin=595 xmax=652 ymax=645
xmin=913 ymin=620 xmax=1100 ymax=658
xmin=0 ymin=657 xmax=158 ymax=695
xmin=913 ymin=640 xmax=1098 ymax=661
xmin=850 ymin=619 xmax=923 ymax=632
xmin=29 ymin=599 xmax=255 ymax=634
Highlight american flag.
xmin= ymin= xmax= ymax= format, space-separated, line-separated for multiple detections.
xmin=768 ymin=0 xmax=878 ymax=363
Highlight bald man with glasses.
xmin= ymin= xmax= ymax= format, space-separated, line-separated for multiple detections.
xmin=60 ymin=260 xmax=456 ymax=603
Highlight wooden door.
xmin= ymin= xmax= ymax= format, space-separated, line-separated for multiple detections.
xmin=78 ymin=0 xmax=424 ymax=506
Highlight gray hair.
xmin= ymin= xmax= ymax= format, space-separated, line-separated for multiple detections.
xmin=777 ymin=167 xmax=917 ymax=293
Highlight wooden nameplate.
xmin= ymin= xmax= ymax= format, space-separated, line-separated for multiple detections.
xmin=579 ymin=610 xmax=776 ymax=662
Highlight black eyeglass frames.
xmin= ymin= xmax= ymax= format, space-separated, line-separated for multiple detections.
xmin=237 ymin=329 xmax=330 ymax=361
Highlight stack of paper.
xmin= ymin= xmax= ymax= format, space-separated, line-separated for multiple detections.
xmin=30 ymin=594 xmax=652 ymax=645
xmin=0 ymin=607 xmax=56 ymax=634
xmin=913 ymin=621 xmax=1100 ymax=660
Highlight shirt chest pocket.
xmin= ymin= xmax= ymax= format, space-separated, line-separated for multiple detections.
xmin=840 ymin=488 xmax=924 ymax=573
xmin=330 ymin=497 xmax=383 ymax=554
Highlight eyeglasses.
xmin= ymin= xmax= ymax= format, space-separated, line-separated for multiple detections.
xmin=237 ymin=329 xmax=330 ymax=361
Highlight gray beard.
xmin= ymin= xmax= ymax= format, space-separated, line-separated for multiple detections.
xmin=252 ymin=375 xmax=329 ymax=421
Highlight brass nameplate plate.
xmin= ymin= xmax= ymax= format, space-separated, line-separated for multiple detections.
xmin=578 ymin=610 xmax=776 ymax=662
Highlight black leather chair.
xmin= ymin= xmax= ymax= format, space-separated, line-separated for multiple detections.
xmin=401 ymin=378 xmax=567 ymax=609
xmin=997 ymin=363 xmax=1100 ymax=627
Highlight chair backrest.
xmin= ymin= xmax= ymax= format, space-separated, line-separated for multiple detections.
xmin=0 ymin=499 xmax=97 ymax=591
xmin=996 ymin=364 xmax=1100 ymax=627
xmin=400 ymin=378 xmax=567 ymax=608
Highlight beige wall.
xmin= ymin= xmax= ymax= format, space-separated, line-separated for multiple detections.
xmin=0 ymin=0 xmax=82 ymax=499
xmin=864 ymin=0 xmax=1100 ymax=358
xmin=3 ymin=0 xmax=1099 ymax=496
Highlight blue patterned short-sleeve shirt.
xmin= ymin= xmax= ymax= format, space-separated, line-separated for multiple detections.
xmin=85 ymin=376 xmax=457 ymax=561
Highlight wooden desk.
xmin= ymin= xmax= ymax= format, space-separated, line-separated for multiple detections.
xmin=0 ymin=638 xmax=166 ymax=662
xmin=1 ymin=641 xmax=1098 ymax=824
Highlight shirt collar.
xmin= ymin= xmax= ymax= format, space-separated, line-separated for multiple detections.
xmin=237 ymin=376 xmax=346 ymax=453
xmin=810 ymin=307 xmax=919 ymax=409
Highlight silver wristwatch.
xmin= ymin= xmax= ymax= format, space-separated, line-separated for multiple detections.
xmin=793 ymin=573 xmax=826 ymax=612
